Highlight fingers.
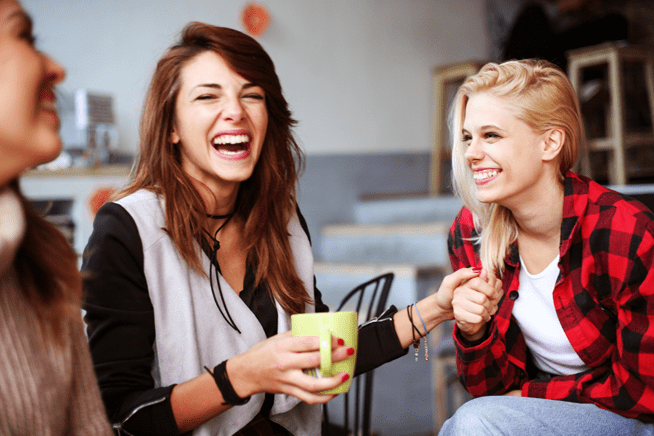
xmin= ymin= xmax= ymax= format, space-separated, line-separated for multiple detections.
xmin=451 ymin=269 xmax=501 ymax=338
xmin=237 ymin=333 xmax=354 ymax=401
xmin=482 ymin=269 xmax=503 ymax=312
xmin=283 ymin=372 xmax=349 ymax=404
xmin=453 ymin=288 xmax=494 ymax=323
xmin=485 ymin=269 xmax=502 ymax=296
xmin=434 ymin=267 xmax=485 ymax=312
xmin=285 ymin=332 xmax=347 ymax=352
xmin=286 ymin=344 xmax=353 ymax=371
xmin=275 ymin=335 xmax=353 ymax=371
xmin=441 ymin=267 xmax=481 ymax=289
xmin=464 ymin=275 xmax=499 ymax=301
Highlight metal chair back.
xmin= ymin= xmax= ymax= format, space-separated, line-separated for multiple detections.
xmin=324 ymin=272 xmax=394 ymax=436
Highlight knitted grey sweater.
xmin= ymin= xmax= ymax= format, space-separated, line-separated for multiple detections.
xmin=0 ymin=187 xmax=112 ymax=435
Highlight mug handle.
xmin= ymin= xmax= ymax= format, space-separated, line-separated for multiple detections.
xmin=319 ymin=325 xmax=332 ymax=373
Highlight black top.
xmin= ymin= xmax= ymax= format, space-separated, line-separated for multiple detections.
xmin=83 ymin=202 xmax=407 ymax=436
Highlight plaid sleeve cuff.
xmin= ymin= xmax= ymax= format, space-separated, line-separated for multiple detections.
xmin=453 ymin=321 xmax=495 ymax=364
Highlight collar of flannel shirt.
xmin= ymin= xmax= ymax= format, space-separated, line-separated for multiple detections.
xmin=503 ymin=171 xmax=586 ymax=270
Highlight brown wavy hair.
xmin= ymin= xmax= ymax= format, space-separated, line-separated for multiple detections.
xmin=12 ymin=180 xmax=82 ymax=344
xmin=119 ymin=22 xmax=311 ymax=314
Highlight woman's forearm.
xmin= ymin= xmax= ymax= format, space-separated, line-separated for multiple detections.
xmin=170 ymin=372 xmax=233 ymax=434
xmin=392 ymin=268 xmax=481 ymax=349
xmin=393 ymin=296 xmax=453 ymax=349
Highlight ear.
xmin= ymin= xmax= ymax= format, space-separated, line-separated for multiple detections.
xmin=170 ymin=128 xmax=180 ymax=145
xmin=540 ymin=128 xmax=565 ymax=162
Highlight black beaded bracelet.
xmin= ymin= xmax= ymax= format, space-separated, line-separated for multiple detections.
xmin=205 ymin=361 xmax=251 ymax=406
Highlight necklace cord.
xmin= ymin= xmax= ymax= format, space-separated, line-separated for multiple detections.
xmin=203 ymin=212 xmax=241 ymax=333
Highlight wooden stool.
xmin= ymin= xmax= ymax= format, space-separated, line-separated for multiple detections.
xmin=430 ymin=61 xmax=485 ymax=194
xmin=567 ymin=43 xmax=654 ymax=185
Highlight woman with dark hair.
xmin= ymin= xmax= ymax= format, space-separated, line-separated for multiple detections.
xmin=83 ymin=22 xmax=486 ymax=436
xmin=0 ymin=0 xmax=112 ymax=434
xmin=440 ymin=59 xmax=654 ymax=434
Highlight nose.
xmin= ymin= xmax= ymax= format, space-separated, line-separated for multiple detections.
xmin=43 ymin=53 xmax=66 ymax=86
xmin=222 ymin=95 xmax=245 ymax=122
xmin=464 ymin=136 xmax=483 ymax=163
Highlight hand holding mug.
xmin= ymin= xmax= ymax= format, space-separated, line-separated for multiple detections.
xmin=291 ymin=311 xmax=358 ymax=395
xmin=228 ymin=329 xmax=352 ymax=405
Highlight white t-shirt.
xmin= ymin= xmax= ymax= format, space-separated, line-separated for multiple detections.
xmin=512 ymin=255 xmax=589 ymax=376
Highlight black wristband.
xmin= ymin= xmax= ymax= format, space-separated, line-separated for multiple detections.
xmin=206 ymin=360 xmax=251 ymax=406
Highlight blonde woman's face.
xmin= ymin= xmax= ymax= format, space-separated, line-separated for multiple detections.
xmin=462 ymin=92 xmax=549 ymax=209
xmin=0 ymin=0 xmax=66 ymax=181
xmin=171 ymin=50 xmax=268 ymax=197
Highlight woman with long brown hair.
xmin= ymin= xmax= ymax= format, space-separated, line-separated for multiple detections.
xmin=83 ymin=22 xmax=486 ymax=436
xmin=0 ymin=0 xmax=112 ymax=433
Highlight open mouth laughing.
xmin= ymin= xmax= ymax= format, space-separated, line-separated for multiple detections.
xmin=211 ymin=133 xmax=251 ymax=160
xmin=473 ymin=169 xmax=500 ymax=184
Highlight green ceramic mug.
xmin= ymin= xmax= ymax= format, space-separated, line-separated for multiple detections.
xmin=291 ymin=311 xmax=358 ymax=394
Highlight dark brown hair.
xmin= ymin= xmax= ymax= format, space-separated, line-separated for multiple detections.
xmin=13 ymin=180 xmax=82 ymax=343
xmin=120 ymin=22 xmax=311 ymax=314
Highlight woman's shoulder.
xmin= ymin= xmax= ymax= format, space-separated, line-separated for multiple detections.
xmin=584 ymin=179 xmax=654 ymax=233
xmin=450 ymin=205 xmax=476 ymax=234
xmin=86 ymin=201 xmax=143 ymax=265
xmin=114 ymin=189 xmax=161 ymax=209
xmin=110 ymin=190 xmax=167 ymax=239
xmin=93 ymin=201 xmax=139 ymax=238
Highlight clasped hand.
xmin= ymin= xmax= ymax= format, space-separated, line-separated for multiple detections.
xmin=451 ymin=268 xmax=503 ymax=342
xmin=228 ymin=331 xmax=352 ymax=404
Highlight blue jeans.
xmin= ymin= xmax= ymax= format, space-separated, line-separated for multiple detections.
xmin=439 ymin=396 xmax=654 ymax=436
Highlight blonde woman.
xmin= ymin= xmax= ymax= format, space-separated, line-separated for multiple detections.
xmin=441 ymin=60 xmax=654 ymax=434
xmin=0 ymin=0 xmax=112 ymax=433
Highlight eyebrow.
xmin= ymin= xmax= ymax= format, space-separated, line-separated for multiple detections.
xmin=462 ymin=124 xmax=506 ymax=133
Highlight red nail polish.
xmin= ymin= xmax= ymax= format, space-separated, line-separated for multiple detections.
xmin=342 ymin=374 xmax=350 ymax=382
xmin=347 ymin=347 xmax=355 ymax=356
xmin=472 ymin=267 xmax=482 ymax=274
xmin=337 ymin=338 xmax=345 ymax=346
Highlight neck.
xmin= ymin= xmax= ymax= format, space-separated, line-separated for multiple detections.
xmin=203 ymin=186 xmax=240 ymax=237
xmin=202 ymin=183 xmax=240 ymax=217
xmin=512 ymin=179 xmax=564 ymax=241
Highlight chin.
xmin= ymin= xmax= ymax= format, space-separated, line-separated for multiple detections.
xmin=218 ymin=167 xmax=257 ymax=183
xmin=35 ymin=138 xmax=64 ymax=166
xmin=475 ymin=190 xmax=493 ymax=203
xmin=476 ymin=193 xmax=506 ymax=206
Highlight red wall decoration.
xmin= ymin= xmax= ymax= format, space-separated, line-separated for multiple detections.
xmin=241 ymin=3 xmax=270 ymax=37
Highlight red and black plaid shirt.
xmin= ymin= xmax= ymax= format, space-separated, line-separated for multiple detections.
xmin=448 ymin=171 xmax=654 ymax=422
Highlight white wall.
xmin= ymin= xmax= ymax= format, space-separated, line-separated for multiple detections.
xmin=22 ymin=0 xmax=488 ymax=155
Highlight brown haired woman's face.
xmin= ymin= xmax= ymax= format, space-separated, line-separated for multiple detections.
xmin=171 ymin=50 xmax=268 ymax=195
xmin=0 ymin=0 xmax=66 ymax=180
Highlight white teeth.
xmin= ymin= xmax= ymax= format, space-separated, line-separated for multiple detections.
xmin=212 ymin=134 xmax=249 ymax=145
xmin=473 ymin=170 xmax=499 ymax=180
